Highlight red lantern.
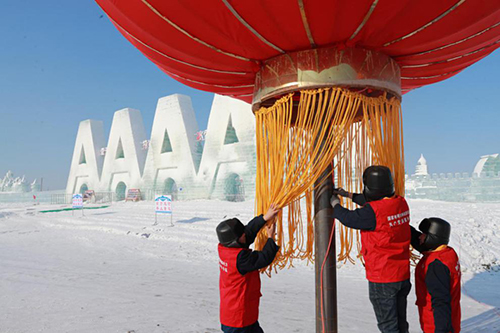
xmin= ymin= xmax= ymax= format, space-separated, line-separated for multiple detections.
xmin=96 ymin=0 xmax=499 ymax=103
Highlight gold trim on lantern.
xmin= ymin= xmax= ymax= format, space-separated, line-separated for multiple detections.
xmin=165 ymin=70 xmax=254 ymax=89
xmin=297 ymin=0 xmax=316 ymax=47
xmin=252 ymin=46 xmax=401 ymax=110
xmin=349 ymin=0 xmax=380 ymax=41
xmin=397 ymin=22 xmax=500 ymax=58
xmin=108 ymin=17 xmax=251 ymax=76
xmin=222 ymin=0 xmax=285 ymax=54
xmin=401 ymin=40 xmax=500 ymax=68
xmin=140 ymin=0 xmax=257 ymax=63
xmin=401 ymin=69 xmax=462 ymax=80
xmin=383 ymin=0 xmax=467 ymax=47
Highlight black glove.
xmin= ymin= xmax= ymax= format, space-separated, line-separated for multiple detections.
xmin=332 ymin=187 xmax=350 ymax=198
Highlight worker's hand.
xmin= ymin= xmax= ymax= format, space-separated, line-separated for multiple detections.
xmin=263 ymin=203 xmax=280 ymax=222
xmin=333 ymin=187 xmax=352 ymax=198
xmin=267 ymin=222 xmax=276 ymax=238
xmin=330 ymin=195 xmax=340 ymax=208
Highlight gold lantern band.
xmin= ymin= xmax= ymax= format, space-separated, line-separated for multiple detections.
xmin=252 ymin=46 xmax=401 ymax=111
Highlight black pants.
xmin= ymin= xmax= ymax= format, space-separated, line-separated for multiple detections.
xmin=221 ymin=321 xmax=263 ymax=333
xmin=368 ymin=279 xmax=411 ymax=333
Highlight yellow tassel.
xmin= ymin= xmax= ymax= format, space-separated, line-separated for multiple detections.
xmin=254 ymin=88 xmax=405 ymax=275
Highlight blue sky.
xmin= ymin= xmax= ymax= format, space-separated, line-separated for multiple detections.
xmin=0 ymin=1 xmax=499 ymax=190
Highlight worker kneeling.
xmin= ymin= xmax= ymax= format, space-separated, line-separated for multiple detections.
xmin=411 ymin=218 xmax=461 ymax=333
xmin=331 ymin=166 xmax=411 ymax=333
xmin=216 ymin=204 xmax=280 ymax=333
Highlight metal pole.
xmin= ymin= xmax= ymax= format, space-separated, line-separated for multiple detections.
xmin=314 ymin=164 xmax=337 ymax=333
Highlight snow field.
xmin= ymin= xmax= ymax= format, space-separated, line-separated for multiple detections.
xmin=0 ymin=199 xmax=498 ymax=332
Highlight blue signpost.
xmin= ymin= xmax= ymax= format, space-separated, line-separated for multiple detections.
xmin=155 ymin=195 xmax=173 ymax=226
xmin=72 ymin=193 xmax=84 ymax=216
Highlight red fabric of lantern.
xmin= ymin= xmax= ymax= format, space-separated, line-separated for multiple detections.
xmin=96 ymin=0 xmax=500 ymax=103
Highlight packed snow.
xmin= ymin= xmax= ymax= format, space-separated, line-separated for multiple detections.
xmin=0 ymin=199 xmax=499 ymax=332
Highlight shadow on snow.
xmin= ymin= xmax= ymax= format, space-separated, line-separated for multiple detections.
xmin=462 ymin=266 xmax=500 ymax=332
xmin=176 ymin=217 xmax=210 ymax=224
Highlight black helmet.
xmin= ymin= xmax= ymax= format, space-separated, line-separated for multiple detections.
xmin=362 ymin=166 xmax=395 ymax=202
xmin=216 ymin=218 xmax=245 ymax=248
xmin=419 ymin=217 xmax=451 ymax=251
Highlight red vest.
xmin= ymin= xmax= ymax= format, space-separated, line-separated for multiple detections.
xmin=415 ymin=246 xmax=461 ymax=333
xmin=360 ymin=196 xmax=411 ymax=283
xmin=218 ymin=244 xmax=261 ymax=328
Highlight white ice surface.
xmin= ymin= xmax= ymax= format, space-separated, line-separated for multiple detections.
xmin=0 ymin=199 xmax=499 ymax=333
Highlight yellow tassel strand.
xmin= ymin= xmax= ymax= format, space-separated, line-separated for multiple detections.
xmin=254 ymin=88 xmax=405 ymax=275
xmin=334 ymin=94 xmax=405 ymax=264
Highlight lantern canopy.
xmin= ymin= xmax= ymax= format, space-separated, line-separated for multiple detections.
xmin=96 ymin=0 xmax=500 ymax=105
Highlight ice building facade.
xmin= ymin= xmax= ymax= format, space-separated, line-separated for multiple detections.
xmin=406 ymin=154 xmax=500 ymax=202
xmin=67 ymin=94 xmax=500 ymax=203
xmin=66 ymin=94 xmax=256 ymax=201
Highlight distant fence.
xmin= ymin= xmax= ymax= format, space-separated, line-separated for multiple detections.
xmin=0 ymin=190 xmax=65 ymax=204
xmin=0 ymin=187 xmax=246 ymax=204
xmin=51 ymin=192 xmax=115 ymax=205
xmin=142 ymin=189 xmax=179 ymax=201
xmin=406 ymin=172 xmax=500 ymax=202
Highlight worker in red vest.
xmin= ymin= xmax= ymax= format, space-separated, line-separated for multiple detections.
xmin=331 ymin=165 xmax=411 ymax=333
xmin=216 ymin=204 xmax=280 ymax=333
xmin=411 ymin=218 xmax=461 ymax=333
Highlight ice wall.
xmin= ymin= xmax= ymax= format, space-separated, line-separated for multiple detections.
xmin=406 ymin=154 xmax=500 ymax=202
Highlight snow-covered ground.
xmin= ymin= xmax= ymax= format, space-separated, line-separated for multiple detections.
xmin=0 ymin=199 xmax=499 ymax=333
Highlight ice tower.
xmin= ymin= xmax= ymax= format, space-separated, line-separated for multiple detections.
xmin=142 ymin=94 xmax=201 ymax=199
xmin=66 ymin=120 xmax=106 ymax=194
xmin=415 ymin=154 xmax=429 ymax=176
xmin=99 ymin=108 xmax=147 ymax=200
xmin=197 ymin=94 xmax=256 ymax=201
